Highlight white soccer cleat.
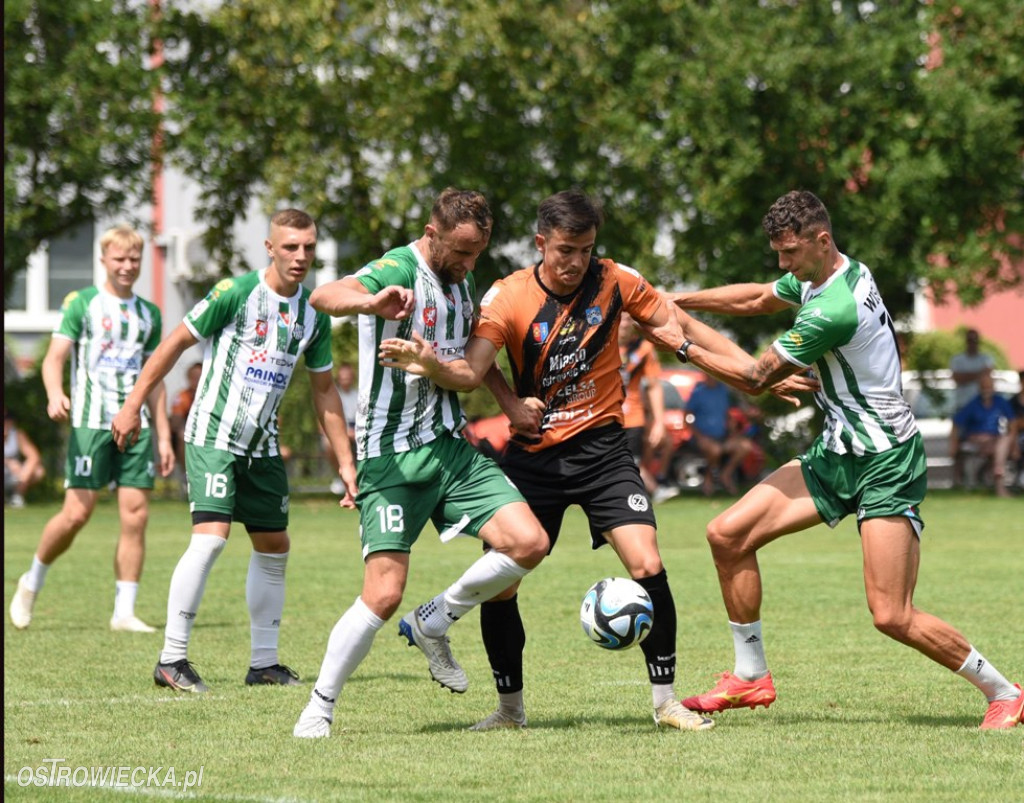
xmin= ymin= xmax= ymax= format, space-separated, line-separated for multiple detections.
xmin=9 ymin=574 xmax=37 ymax=630
xmin=398 ymin=609 xmax=468 ymax=693
xmin=110 ymin=615 xmax=157 ymax=633
xmin=654 ymin=699 xmax=715 ymax=731
xmin=468 ymin=709 xmax=527 ymax=731
xmin=293 ymin=708 xmax=332 ymax=739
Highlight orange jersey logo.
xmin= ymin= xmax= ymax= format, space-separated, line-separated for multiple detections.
xmin=475 ymin=258 xmax=665 ymax=451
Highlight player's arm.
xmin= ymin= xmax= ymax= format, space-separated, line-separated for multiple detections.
xmin=631 ymin=296 xmax=685 ymax=352
xmin=112 ymin=323 xmax=199 ymax=450
xmin=378 ymin=333 xmax=498 ymax=392
xmin=309 ymin=368 xmax=357 ymax=509
xmin=684 ymin=340 xmax=803 ymax=399
xmin=310 ymin=276 xmax=414 ymax=320
xmin=643 ymin=372 xmax=666 ymax=451
xmin=669 ymin=282 xmax=790 ymax=316
xmin=145 ymin=379 xmax=175 ymax=477
xmin=41 ymin=337 xmax=74 ymax=422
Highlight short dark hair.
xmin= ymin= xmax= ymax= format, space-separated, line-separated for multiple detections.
xmin=431 ymin=188 xmax=492 ymax=236
xmin=271 ymin=208 xmax=316 ymax=231
xmin=762 ymin=191 xmax=832 ymax=240
xmin=536 ymin=189 xmax=603 ymax=237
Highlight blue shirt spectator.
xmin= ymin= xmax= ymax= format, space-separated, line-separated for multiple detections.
xmin=687 ymin=378 xmax=731 ymax=440
xmin=953 ymin=391 xmax=1014 ymax=436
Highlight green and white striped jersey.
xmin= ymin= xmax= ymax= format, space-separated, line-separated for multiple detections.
xmin=773 ymin=255 xmax=917 ymax=456
xmin=353 ymin=244 xmax=476 ymax=460
xmin=53 ymin=286 xmax=162 ymax=430
xmin=183 ymin=269 xmax=333 ymax=457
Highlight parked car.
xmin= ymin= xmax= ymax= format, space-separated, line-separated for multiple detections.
xmin=901 ymin=369 xmax=1020 ymax=489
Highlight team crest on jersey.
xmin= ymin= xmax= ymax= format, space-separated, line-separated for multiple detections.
xmin=585 ymin=306 xmax=603 ymax=326
xmin=423 ymin=307 xmax=438 ymax=326
xmin=255 ymin=319 xmax=268 ymax=337
xmin=462 ymin=300 xmax=473 ymax=319
xmin=279 ymin=311 xmax=291 ymax=326
xmin=532 ymin=322 xmax=549 ymax=343
xmin=102 ymin=316 xmax=113 ymax=331
xmin=292 ymin=324 xmax=304 ymax=340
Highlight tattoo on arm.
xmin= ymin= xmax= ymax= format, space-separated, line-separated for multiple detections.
xmin=745 ymin=346 xmax=796 ymax=392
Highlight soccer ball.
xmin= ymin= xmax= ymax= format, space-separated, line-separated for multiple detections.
xmin=579 ymin=577 xmax=653 ymax=650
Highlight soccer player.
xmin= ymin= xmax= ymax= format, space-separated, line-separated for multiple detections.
xmin=291 ymin=188 xmax=549 ymax=739
xmin=669 ymin=190 xmax=1023 ymax=730
xmin=9 ymin=225 xmax=174 ymax=633
xmin=111 ymin=209 xmax=357 ymax=694
xmin=379 ymin=189 xmax=753 ymax=732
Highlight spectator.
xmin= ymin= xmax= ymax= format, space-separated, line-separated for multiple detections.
xmin=324 ymin=362 xmax=358 ymax=495
xmin=1010 ymin=370 xmax=1024 ymax=491
xmin=949 ymin=329 xmax=994 ymax=414
xmin=4 ymin=408 xmax=45 ymax=508
xmin=618 ymin=312 xmax=676 ymax=502
xmin=685 ymin=373 xmax=754 ymax=496
xmin=950 ymin=372 xmax=1015 ymax=497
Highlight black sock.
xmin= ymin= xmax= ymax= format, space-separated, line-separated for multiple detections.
xmin=637 ymin=570 xmax=677 ymax=686
xmin=480 ymin=595 xmax=525 ymax=694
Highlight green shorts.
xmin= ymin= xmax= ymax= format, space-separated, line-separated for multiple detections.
xmin=355 ymin=433 xmax=524 ymax=556
xmin=799 ymin=434 xmax=926 ymax=533
xmin=185 ymin=443 xmax=290 ymax=530
xmin=65 ymin=427 xmax=155 ymax=490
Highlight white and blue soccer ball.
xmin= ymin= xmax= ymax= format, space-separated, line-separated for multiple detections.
xmin=580 ymin=577 xmax=654 ymax=650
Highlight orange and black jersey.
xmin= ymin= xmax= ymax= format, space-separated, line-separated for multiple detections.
xmin=475 ymin=257 xmax=665 ymax=452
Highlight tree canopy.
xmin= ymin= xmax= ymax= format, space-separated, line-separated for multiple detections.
xmin=6 ymin=0 xmax=1022 ymax=339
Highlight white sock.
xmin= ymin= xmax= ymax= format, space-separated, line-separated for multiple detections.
xmin=498 ymin=689 xmax=526 ymax=716
xmin=247 ymin=551 xmax=288 ymax=670
xmin=308 ymin=597 xmax=385 ymax=719
xmin=417 ymin=551 xmax=531 ymax=637
xmin=956 ymin=647 xmax=1018 ymax=702
xmin=730 ymin=620 xmax=769 ymax=680
xmin=652 ymin=683 xmax=676 ymax=709
xmin=113 ymin=581 xmax=139 ymax=620
xmin=160 ymin=534 xmax=226 ymax=664
xmin=24 ymin=556 xmax=49 ymax=593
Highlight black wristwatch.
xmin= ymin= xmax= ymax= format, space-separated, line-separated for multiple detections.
xmin=675 ymin=340 xmax=694 ymax=364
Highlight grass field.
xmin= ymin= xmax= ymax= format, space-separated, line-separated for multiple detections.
xmin=4 ymin=493 xmax=1022 ymax=802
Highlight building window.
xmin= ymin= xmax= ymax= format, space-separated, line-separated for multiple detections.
xmin=47 ymin=221 xmax=96 ymax=310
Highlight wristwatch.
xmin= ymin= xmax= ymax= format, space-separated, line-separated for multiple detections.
xmin=675 ymin=340 xmax=694 ymax=364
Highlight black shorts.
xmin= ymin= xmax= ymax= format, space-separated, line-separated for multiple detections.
xmin=623 ymin=426 xmax=644 ymax=464
xmin=500 ymin=423 xmax=656 ymax=550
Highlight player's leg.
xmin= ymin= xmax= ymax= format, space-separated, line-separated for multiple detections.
xmin=682 ymin=460 xmax=821 ymax=713
xmin=9 ymin=487 xmax=98 ymax=630
xmin=860 ymin=516 xmax=1022 ymax=728
xmin=237 ymin=454 xmax=298 ymax=685
xmin=154 ymin=445 xmax=235 ymax=692
xmin=110 ymin=486 xmax=155 ymax=631
xmin=295 ymin=552 xmax=409 ymax=738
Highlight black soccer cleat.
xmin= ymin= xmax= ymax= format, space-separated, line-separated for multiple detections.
xmin=154 ymin=659 xmax=209 ymax=694
xmin=245 ymin=663 xmax=302 ymax=686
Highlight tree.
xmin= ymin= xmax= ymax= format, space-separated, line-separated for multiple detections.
xmin=3 ymin=0 xmax=159 ymax=302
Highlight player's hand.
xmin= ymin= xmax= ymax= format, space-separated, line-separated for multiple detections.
xmin=111 ymin=407 xmax=142 ymax=452
xmin=769 ymin=373 xmax=820 ymax=406
xmin=378 ymin=331 xmax=438 ymax=377
xmin=372 ymin=286 xmax=415 ymax=321
xmin=47 ymin=393 xmax=71 ymax=422
xmin=336 ymin=460 xmax=358 ymax=510
xmin=507 ymin=396 xmax=545 ymax=440
xmin=156 ymin=436 xmax=175 ymax=477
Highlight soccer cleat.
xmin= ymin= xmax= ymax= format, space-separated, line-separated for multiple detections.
xmin=980 ymin=684 xmax=1024 ymax=730
xmin=245 ymin=664 xmax=302 ymax=686
xmin=9 ymin=574 xmax=37 ymax=630
xmin=398 ymin=609 xmax=468 ymax=694
xmin=681 ymin=671 xmax=777 ymax=713
xmin=653 ymin=700 xmax=716 ymax=731
xmin=109 ymin=615 xmax=157 ymax=633
xmin=293 ymin=708 xmax=332 ymax=739
xmin=468 ymin=709 xmax=528 ymax=731
xmin=154 ymin=659 xmax=209 ymax=694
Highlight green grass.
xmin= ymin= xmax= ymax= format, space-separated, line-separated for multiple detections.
xmin=4 ymin=493 xmax=1023 ymax=802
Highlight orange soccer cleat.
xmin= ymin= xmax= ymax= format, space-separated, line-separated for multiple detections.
xmin=681 ymin=671 xmax=777 ymax=713
xmin=980 ymin=684 xmax=1024 ymax=730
